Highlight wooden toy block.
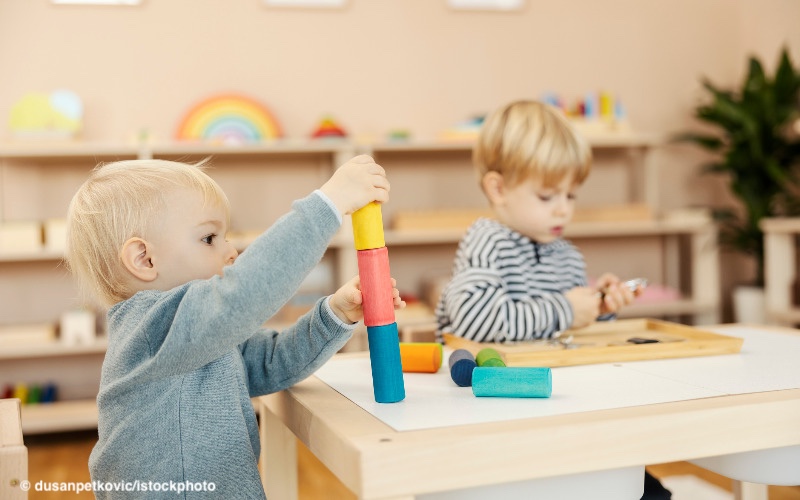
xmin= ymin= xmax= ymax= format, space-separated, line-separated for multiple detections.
xmin=476 ymin=347 xmax=506 ymax=367
xmin=11 ymin=385 xmax=27 ymax=405
xmin=357 ymin=247 xmax=396 ymax=327
xmin=60 ymin=309 xmax=96 ymax=345
xmin=399 ymin=343 xmax=442 ymax=373
xmin=44 ymin=218 xmax=68 ymax=253
xmin=472 ymin=367 xmax=552 ymax=398
xmin=0 ymin=221 xmax=42 ymax=254
xmin=366 ymin=323 xmax=405 ymax=403
xmin=41 ymin=384 xmax=57 ymax=403
xmin=27 ymin=386 xmax=41 ymax=405
xmin=352 ymin=201 xmax=385 ymax=250
xmin=448 ymin=349 xmax=477 ymax=387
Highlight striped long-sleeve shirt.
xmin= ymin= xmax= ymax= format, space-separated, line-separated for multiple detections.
xmin=435 ymin=218 xmax=589 ymax=343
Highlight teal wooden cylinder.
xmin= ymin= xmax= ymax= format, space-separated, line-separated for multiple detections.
xmin=367 ymin=322 xmax=406 ymax=403
xmin=472 ymin=367 xmax=552 ymax=398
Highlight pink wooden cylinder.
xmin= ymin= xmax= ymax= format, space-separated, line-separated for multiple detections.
xmin=357 ymin=247 xmax=395 ymax=327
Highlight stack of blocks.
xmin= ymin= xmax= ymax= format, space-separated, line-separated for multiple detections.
xmin=352 ymin=202 xmax=405 ymax=403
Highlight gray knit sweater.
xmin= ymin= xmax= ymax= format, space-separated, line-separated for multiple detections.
xmin=89 ymin=192 xmax=356 ymax=499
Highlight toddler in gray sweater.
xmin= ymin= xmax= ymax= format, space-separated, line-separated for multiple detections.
xmin=66 ymin=156 xmax=403 ymax=499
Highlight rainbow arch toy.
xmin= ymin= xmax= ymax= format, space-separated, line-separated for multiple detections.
xmin=175 ymin=94 xmax=282 ymax=143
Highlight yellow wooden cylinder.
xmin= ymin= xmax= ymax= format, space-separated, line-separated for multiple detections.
xmin=352 ymin=201 xmax=385 ymax=250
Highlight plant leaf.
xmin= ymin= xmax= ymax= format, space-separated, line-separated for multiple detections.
xmin=672 ymin=132 xmax=724 ymax=151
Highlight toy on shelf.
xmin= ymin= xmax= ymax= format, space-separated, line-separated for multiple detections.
xmin=60 ymin=309 xmax=96 ymax=346
xmin=310 ymin=115 xmax=347 ymax=139
xmin=175 ymin=93 xmax=282 ymax=144
xmin=8 ymin=90 xmax=83 ymax=140
xmin=352 ymin=202 xmax=405 ymax=403
xmin=386 ymin=129 xmax=411 ymax=142
xmin=437 ymin=115 xmax=485 ymax=142
xmin=542 ymin=90 xmax=632 ymax=137
xmin=3 ymin=383 xmax=57 ymax=405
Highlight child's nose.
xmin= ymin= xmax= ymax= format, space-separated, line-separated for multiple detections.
xmin=226 ymin=245 xmax=239 ymax=265
xmin=554 ymin=196 xmax=570 ymax=214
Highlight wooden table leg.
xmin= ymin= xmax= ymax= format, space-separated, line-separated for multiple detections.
xmin=733 ymin=481 xmax=768 ymax=500
xmin=259 ymin=402 xmax=298 ymax=500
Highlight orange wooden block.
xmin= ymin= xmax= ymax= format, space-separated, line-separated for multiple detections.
xmin=357 ymin=247 xmax=395 ymax=327
xmin=399 ymin=343 xmax=443 ymax=373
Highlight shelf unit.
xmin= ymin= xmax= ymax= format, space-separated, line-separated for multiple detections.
xmin=1 ymin=136 xmax=719 ymax=433
xmin=761 ymin=217 xmax=800 ymax=325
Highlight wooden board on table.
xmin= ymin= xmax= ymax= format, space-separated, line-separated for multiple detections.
xmin=442 ymin=318 xmax=743 ymax=367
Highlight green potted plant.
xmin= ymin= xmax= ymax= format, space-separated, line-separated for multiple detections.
xmin=679 ymin=48 xmax=800 ymax=321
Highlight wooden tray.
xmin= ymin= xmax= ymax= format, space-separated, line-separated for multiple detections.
xmin=442 ymin=319 xmax=743 ymax=367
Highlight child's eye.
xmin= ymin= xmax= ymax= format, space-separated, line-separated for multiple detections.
xmin=537 ymin=194 xmax=552 ymax=202
xmin=201 ymin=234 xmax=216 ymax=245
xmin=567 ymin=193 xmax=577 ymax=200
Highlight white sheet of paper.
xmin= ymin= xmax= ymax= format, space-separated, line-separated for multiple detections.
xmin=314 ymin=326 xmax=800 ymax=432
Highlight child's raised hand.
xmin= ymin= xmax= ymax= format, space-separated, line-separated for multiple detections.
xmin=320 ymin=155 xmax=390 ymax=216
xmin=595 ymin=273 xmax=636 ymax=315
xmin=564 ymin=286 xmax=600 ymax=329
xmin=328 ymin=276 xmax=406 ymax=325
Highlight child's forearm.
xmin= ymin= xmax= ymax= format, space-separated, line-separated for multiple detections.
xmin=239 ymin=296 xmax=355 ymax=396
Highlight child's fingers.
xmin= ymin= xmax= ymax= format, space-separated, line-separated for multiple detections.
xmin=349 ymin=288 xmax=363 ymax=306
xmin=350 ymin=154 xmax=375 ymax=164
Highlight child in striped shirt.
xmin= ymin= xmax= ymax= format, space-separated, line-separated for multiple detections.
xmin=435 ymin=100 xmax=637 ymax=343
xmin=435 ymin=101 xmax=671 ymax=500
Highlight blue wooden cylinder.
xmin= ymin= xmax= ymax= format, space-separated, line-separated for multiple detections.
xmin=367 ymin=322 xmax=406 ymax=403
xmin=472 ymin=367 xmax=552 ymax=398
xmin=448 ymin=349 xmax=477 ymax=387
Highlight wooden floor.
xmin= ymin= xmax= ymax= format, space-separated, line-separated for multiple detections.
xmin=24 ymin=431 xmax=800 ymax=499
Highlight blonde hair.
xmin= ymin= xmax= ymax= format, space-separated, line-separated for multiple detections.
xmin=66 ymin=159 xmax=230 ymax=306
xmin=474 ymin=100 xmax=592 ymax=190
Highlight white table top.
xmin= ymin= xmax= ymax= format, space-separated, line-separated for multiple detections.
xmin=314 ymin=325 xmax=800 ymax=432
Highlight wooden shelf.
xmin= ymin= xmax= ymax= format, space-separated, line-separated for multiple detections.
xmin=21 ymin=399 xmax=98 ymax=435
xmin=146 ymin=139 xmax=353 ymax=157
xmin=0 ymin=250 xmax=64 ymax=263
xmin=0 ymin=338 xmax=108 ymax=360
xmin=566 ymin=217 xmax=713 ymax=238
xmin=361 ymin=134 xmax=662 ymax=153
xmin=0 ymin=142 xmax=140 ymax=158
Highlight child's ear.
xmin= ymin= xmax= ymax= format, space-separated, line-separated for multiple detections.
xmin=120 ymin=237 xmax=157 ymax=282
xmin=482 ymin=172 xmax=506 ymax=206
